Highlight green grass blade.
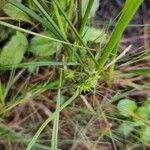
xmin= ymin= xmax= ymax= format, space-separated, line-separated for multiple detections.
xmin=0 ymin=61 xmax=79 ymax=71
xmin=0 ymin=81 xmax=5 ymax=106
xmin=6 ymin=0 xmax=59 ymax=37
xmin=26 ymin=89 xmax=80 ymax=150
xmin=33 ymin=0 xmax=67 ymax=40
xmin=51 ymin=70 xmax=63 ymax=150
xmin=0 ymin=81 xmax=59 ymax=115
xmin=3 ymin=68 xmax=16 ymax=100
xmin=97 ymin=0 xmax=143 ymax=71
xmin=5 ymin=1 xmax=69 ymax=59
xmin=66 ymin=0 xmax=74 ymax=30
xmin=51 ymin=0 xmax=66 ymax=35
xmin=0 ymin=20 xmax=94 ymax=51
xmin=126 ymin=68 xmax=150 ymax=76
xmin=79 ymin=0 xmax=94 ymax=35
xmin=32 ymin=0 xmax=86 ymax=68
xmin=5 ymin=1 xmax=86 ymax=69
xmin=53 ymin=0 xmax=97 ymax=65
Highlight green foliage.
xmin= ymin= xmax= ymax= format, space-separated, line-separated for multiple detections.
xmin=82 ymin=0 xmax=99 ymax=18
xmin=51 ymin=70 xmax=63 ymax=150
xmin=0 ymin=81 xmax=4 ymax=106
xmin=78 ymin=70 xmax=100 ymax=92
xmin=60 ymin=0 xmax=69 ymax=11
xmin=134 ymin=102 xmax=150 ymax=126
xmin=97 ymin=0 xmax=143 ymax=71
xmin=26 ymin=89 xmax=80 ymax=150
xmin=117 ymin=100 xmax=150 ymax=143
xmin=0 ymin=0 xmax=144 ymax=149
xmin=29 ymin=32 xmax=62 ymax=57
xmin=141 ymin=126 xmax=150 ymax=143
xmin=117 ymin=122 xmax=137 ymax=137
xmin=127 ymin=68 xmax=150 ymax=76
xmin=83 ymin=26 xmax=106 ymax=43
xmin=0 ymin=32 xmax=28 ymax=66
xmin=2 ymin=0 xmax=31 ymax=22
xmin=117 ymin=99 xmax=138 ymax=116
xmin=136 ymin=104 xmax=150 ymax=119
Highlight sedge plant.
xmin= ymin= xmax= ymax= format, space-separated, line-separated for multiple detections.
xmin=0 ymin=0 xmax=143 ymax=149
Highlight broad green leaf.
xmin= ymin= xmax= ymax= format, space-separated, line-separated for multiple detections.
xmin=83 ymin=26 xmax=106 ymax=43
xmin=117 ymin=99 xmax=137 ymax=116
xmin=3 ymin=0 xmax=31 ymax=23
xmin=0 ymin=32 xmax=28 ymax=66
xmin=29 ymin=32 xmax=62 ymax=57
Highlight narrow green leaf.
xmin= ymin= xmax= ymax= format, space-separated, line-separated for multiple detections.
xmin=51 ymin=70 xmax=63 ymax=150
xmin=0 ymin=20 xmax=93 ymax=51
xmin=51 ymin=0 xmax=66 ymax=35
xmin=6 ymin=0 xmax=60 ymax=38
xmin=82 ymin=0 xmax=99 ymax=18
xmin=79 ymin=0 xmax=94 ymax=35
xmin=127 ymin=68 xmax=150 ymax=76
xmin=0 ymin=81 xmax=5 ymax=106
xmin=53 ymin=0 xmax=97 ymax=65
xmin=7 ymin=0 xmax=85 ymax=68
xmin=26 ymin=89 xmax=80 ymax=150
xmin=0 ymin=61 xmax=79 ymax=70
xmin=97 ymin=0 xmax=143 ymax=71
xmin=60 ymin=0 xmax=69 ymax=11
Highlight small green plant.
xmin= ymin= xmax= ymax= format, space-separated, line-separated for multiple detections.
xmin=117 ymin=99 xmax=138 ymax=116
xmin=0 ymin=0 xmax=144 ymax=149
xmin=78 ymin=70 xmax=100 ymax=92
xmin=140 ymin=126 xmax=150 ymax=143
xmin=117 ymin=99 xmax=150 ymax=144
